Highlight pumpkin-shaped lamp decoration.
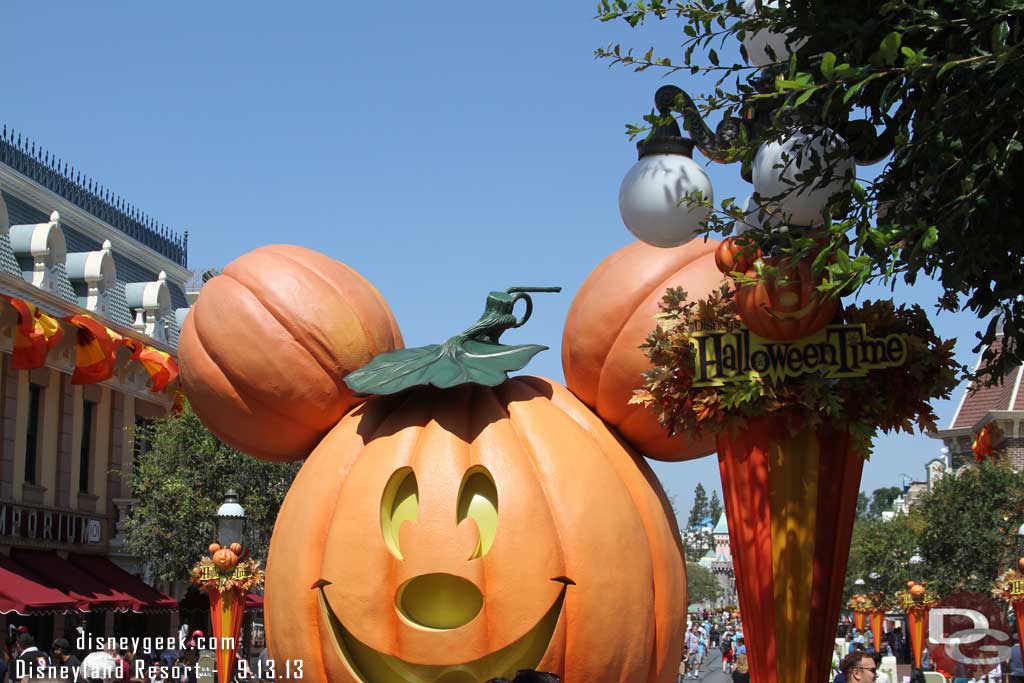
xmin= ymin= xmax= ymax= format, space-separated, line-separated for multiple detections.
xmin=178 ymin=245 xmax=404 ymax=461
xmin=212 ymin=548 xmax=239 ymax=572
xmin=562 ymin=239 xmax=725 ymax=460
xmin=910 ymin=584 xmax=926 ymax=598
xmin=727 ymin=253 xmax=840 ymax=342
xmin=1017 ymin=557 xmax=1024 ymax=573
xmin=189 ymin=286 xmax=690 ymax=683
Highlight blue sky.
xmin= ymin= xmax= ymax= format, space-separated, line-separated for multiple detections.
xmin=6 ymin=2 xmax=983 ymax=522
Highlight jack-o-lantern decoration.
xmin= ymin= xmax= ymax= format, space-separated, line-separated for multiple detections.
xmin=265 ymin=377 xmax=686 ymax=683
xmin=178 ymin=245 xmax=403 ymax=461
xmin=212 ymin=548 xmax=239 ymax=572
xmin=562 ymin=239 xmax=725 ymax=461
xmin=731 ymin=254 xmax=840 ymax=341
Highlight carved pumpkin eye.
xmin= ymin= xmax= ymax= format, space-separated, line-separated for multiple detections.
xmin=457 ymin=467 xmax=498 ymax=559
xmin=381 ymin=468 xmax=418 ymax=559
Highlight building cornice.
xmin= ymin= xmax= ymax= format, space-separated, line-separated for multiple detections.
xmin=0 ymin=165 xmax=190 ymax=285
xmin=0 ymin=271 xmax=176 ymax=357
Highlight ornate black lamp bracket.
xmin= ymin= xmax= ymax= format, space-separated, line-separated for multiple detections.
xmin=645 ymin=85 xmax=748 ymax=164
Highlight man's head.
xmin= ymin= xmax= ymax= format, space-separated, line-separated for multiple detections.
xmin=841 ymin=651 xmax=877 ymax=682
xmin=17 ymin=632 xmax=35 ymax=650
xmin=52 ymin=638 xmax=71 ymax=660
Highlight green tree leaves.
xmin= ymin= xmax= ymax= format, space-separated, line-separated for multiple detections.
xmin=122 ymin=403 xmax=300 ymax=585
xmin=687 ymin=562 xmax=726 ymax=607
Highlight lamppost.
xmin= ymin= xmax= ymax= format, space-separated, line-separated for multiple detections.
xmin=216 ymin=490 xmax=246 ymax=547
xmin=191 ymin=491 xmax=263 ymax=683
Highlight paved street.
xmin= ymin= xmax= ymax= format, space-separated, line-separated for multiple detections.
xmin=680 ymin=648 xmax=732 ymax=683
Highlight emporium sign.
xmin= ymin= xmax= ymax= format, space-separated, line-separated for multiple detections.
xmin=690 ymin=323 xmax=908 ymax=387
xmin=0 ymin=502 xmax=103 ymax=546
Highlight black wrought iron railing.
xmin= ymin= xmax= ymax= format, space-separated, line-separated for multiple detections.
xmin=0 ymin=126 xmax=188 ymax=267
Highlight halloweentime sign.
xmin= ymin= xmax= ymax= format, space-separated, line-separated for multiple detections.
xmin=690 ymin=324 xmax=907 ymax=387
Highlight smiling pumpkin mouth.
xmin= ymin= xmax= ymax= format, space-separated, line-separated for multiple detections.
xmin=316 ymin=578 xmax=571 ymax=683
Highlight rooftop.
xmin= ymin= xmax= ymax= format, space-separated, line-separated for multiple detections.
xmin=0 ymin=126 xmax=187 ymax=267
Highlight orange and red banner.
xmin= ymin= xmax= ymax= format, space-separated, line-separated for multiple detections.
xmin=209 ymin=588 xmax=246 ymax=683
xmin=716 ymin=417 xmax=863 ymax=683
xmin=66 ymin=314 xmax=122 ymax=385
xmin=6 ymin=297 xmax=64 ymax=369
xmin=2 ymin=295 xmax=177 ymax=392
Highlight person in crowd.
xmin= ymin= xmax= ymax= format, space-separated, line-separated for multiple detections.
xmin=735 ymin=636 xmax=746 ymax=656
xmin=887 ymin=625 xmax=904 ymax=664
xmin=684 ymin=625 xmax=701 ymax=679
xmin=14 ymin=633 xmax=50 ymax=683
xmin=710 ymin=623 xmax=720 ymax=649
xmin=839 ymin=650 xmax=878 ymax=683
xmin=732 ymin=653 xmax=750 ymax=683
xmin=692 ymin=629 xmax=707 ymax=679
xmin=50 ymin=638 xmax=81 ymax=681
xmin=721 ymin=634 xmax=735 ymax=674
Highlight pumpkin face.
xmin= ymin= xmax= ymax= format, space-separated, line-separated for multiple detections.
xmin=213 ymin=548 xmax=239 ymax=572
xmin=562 ymin=239 xmax=725 ymax=461
xmin=734 ymin=255 xmax=839 ymax=341
xmin=179 ymin=244 xmax=403 ymax=461
xmin=265 ymin=377 xmax=686 ymax=683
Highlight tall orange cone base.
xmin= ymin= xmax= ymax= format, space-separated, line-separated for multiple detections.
xmin=906 ymin=607 xmax=928 ymax=669
xmin=1014 ymin=602 xmax=1024 ymax=656
xmin=209 ymin=588 xmax=246 ymax=683
xmin=853 ymin=610 xmax=866 ymax=632
xmin=870 ymin=611 xmax=884 ymax=653
xmin=717 ymin=417 xmax=863 ymax=683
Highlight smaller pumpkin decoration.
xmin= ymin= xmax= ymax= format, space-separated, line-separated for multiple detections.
xmin=1018 ymin=557 xmax=1024 ymax=573
xmin=208 ymin=543 xmax=221 ymax=555
xmin=910 ymin=584 xmax=926 ymax=598
xmin=733 ymin=254 xmax=840 ymax=341
xmin=229 ymin=542 xmax=243 ymax=555
xmin=213 ymin=548 xmax=239 ymax=572
xmin=906 ymin=581 xmax=916 ymax=589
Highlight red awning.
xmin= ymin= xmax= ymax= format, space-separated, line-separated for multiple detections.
xmin=0 ymin=555 xmax=78 ymax=614
xmin=69 ymin=554 xmax=178 ymax=612
xmin=179 ymin=590 xmax=265 ymax=611
xmin=12 ymin=549 xmax=137 ymax=612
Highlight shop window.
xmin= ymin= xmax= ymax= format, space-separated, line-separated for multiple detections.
xmin=24 ymin=384 xmax=42 ymax=484
xmin=134 ymin=415 xmax=154 ymax=459
xmin=80 ymin=399 xmax=96 ymax=493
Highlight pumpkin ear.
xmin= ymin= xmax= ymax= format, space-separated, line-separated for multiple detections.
xmin=178 ymin=245 xmax=403 ymax=461
xmin=562 ymin=240 xmax=723 ymax=462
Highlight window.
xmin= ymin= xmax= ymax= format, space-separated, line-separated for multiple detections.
xmin=80 ymin=400 xmax=96 ymax=493
xmin=134 ymin=415 xmax=154 ymax=459
xmin=24 ymin=384 xmax=42 ymax=484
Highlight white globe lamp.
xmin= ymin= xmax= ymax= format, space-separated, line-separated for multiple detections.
xmin=752 ymin=127 xmax=855 ymax=227
xmin=619 ymin=86 xmax=714 ymax=248
xmin=741 ymin=0 xmax=807 ymax=67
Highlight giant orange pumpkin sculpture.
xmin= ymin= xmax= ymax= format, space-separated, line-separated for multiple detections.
xmin=182 ymin=263 xmax=689 ymax=683
xmin=562 ymin=239 xmax=725 ymax=460
xmin=266 ymin=378 xmax=686 ymax=683
xmin=178 ymin=244 xmax=403 ymax=461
